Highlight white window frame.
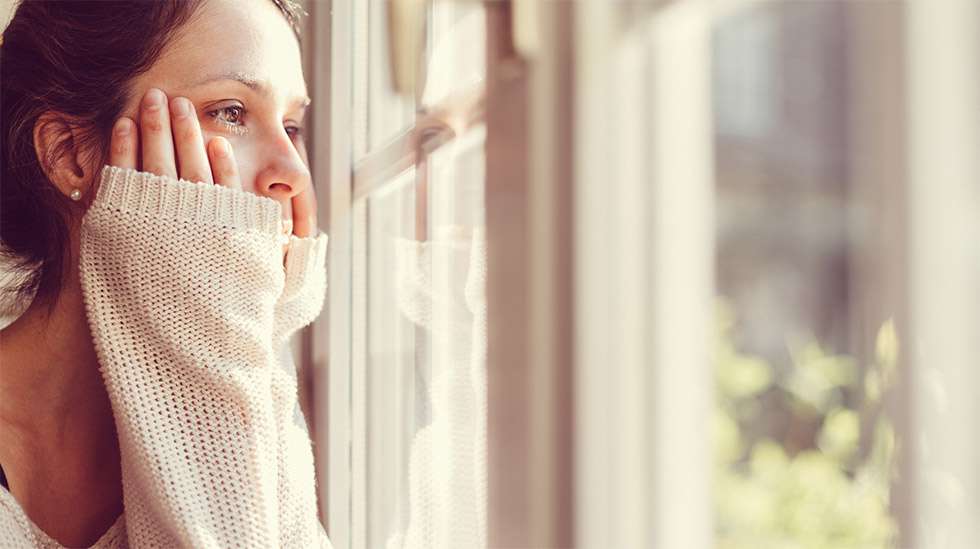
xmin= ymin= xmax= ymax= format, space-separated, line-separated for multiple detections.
xmin=903 ymin=2 xmax=980 ymax=547
xmin=573 ymin=1 xmax=715 ymax=548
xmin=297 ymin=0 xmax=354 ymax=545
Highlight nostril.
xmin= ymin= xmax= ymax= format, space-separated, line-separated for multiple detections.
xmin=269 ymin=183 xmax=291 ymax=193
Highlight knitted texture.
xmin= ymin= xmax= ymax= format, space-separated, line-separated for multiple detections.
xmin=0 ymin=165 xmax=332 ymax=548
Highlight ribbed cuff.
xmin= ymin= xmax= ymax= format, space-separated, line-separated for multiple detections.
xmin=282 ymin=231 xmax=328 ymax=300
xmin=94 ymin=165 xmax=283 ymax=235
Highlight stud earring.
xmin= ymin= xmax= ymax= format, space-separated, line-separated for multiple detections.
xmin=69 ymin=188 xmax=82 ymax=201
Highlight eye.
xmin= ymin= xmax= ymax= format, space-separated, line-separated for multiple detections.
xmin=285 ymin=125 xmax=304 ymax=140
xmin=205 ymin=104 xmax=248 ymax=136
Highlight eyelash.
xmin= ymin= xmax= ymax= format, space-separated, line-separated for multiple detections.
xmin=206 ymin=105 xmax=248 ymax=136
xmin=204 ymin=104 xmax=304 ymax=140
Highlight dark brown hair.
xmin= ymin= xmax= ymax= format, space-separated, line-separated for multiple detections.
xmin=0 ymin=0 xmax=305 ymax=317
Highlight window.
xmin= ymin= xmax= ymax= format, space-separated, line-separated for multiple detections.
xmin=300 ymin=1 xmax=979 ymax=547
xmin=570 ymin=1 xmax=979 ymax=548
xmin=303 ymin=2 xmax=490 ymax=548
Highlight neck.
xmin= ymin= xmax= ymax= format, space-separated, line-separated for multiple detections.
xmin=0 ymin=217 xmax=123 ymax=548
xmin=0 ymin=262 xmax=121 ymax=499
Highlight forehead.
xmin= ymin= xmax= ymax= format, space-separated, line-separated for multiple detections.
xmin=142 ymin=0 xmax=306 ymax=101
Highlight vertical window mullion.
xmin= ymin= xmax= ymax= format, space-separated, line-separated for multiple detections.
xmin=573 ymin=1 xmax=714 ymax=548
xmin=484 ymin=2 xmax=533 ymax=547
xmin=316 ymin=0 xmax=355 ymax=547
xmin=352 ymin=0 xmax=370 ymax=159
xmin=485 ymin=1 xmax=575 ymax=547
xmin=349 ymin=201 xmax=368 ymax=549
xmin=904 ymin=2 xmax=980 ymax=546
xmin=645 ymin=5 xmax=715 ymax=546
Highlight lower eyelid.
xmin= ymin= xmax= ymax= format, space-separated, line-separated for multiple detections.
xmin=212 ymin=118 xmax=248 ymax=136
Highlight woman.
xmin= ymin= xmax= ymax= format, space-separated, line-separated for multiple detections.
xmin=0 ymin=0 xmax=332 ymax=547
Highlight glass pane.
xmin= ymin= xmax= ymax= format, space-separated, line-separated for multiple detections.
xmin=365 ymin=168 xmax=417 ymax=549
xmin=421 ymin=0 xmax=486 ymax=109
xmin=352 ymin=0 xmax=417 ymax=161
xmin=367 ymin=0 xmax=416 ymax=153
xmin=355 ymin=0 xmax=486 ymax=160
xmin=352 ymin=0 xmax=370 ymax=158
xmin=712 ymin=3 xmax=900 ymax=547
xmin=364 ymin=126 xmax=487 ymax=549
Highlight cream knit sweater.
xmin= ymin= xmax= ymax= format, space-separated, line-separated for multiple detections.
xmin=0 ymin=165 xmax=333 ymax=549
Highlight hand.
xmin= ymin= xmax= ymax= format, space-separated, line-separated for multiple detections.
xmin=108 ymin=87 xmax=310 ymax=257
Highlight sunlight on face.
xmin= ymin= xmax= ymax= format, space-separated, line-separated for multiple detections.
xmin=122 ymin=0 xmax=310 ymax=221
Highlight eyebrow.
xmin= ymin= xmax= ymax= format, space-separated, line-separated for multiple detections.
xmin=190 ymin=71 xmax=312 ymax=108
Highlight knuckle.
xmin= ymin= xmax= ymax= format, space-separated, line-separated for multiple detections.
xmin=216 ymin=162 xmax=237 ymax=180
xmin=143 ymin=115 xmax=163 ymax=133
xmin=208 ymin=156 xmax=227 ymax=175
xmin=176 ymin=121 xmax=198 ymax=143
xmin=143 ymin=161 xmax=175 ymax=180
xmin=184 ymin=170 xmax=210 ymax=184
xmin=112 ymin=137 xmax=129 ymax=157
xmin=142 ymin=162 xmax=161 ymax=176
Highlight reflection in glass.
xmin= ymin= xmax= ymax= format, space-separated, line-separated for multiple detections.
xmin=365 ymin=128 xmax=487 ymax=549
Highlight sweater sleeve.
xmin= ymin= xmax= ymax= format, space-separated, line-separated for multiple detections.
xmin=274 ymin=232 xmax=328 ymax=344
xmin=79 ymin=165 xmax=331 ymax=548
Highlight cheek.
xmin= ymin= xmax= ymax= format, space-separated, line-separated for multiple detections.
xmin=223 ymin=137 xmax=294 ymax=221
xmin=294 ymin=138 xmax=310 ymax=166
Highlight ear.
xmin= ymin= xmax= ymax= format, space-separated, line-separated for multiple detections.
xmin=32 ymin=112 xmax=97 ymax=201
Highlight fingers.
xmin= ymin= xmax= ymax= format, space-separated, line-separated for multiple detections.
xmin=169 ymin=96 xmax=213 ymax=185
xmin=279 ymin=201 xmax=293 ymax=259
xmin=114 ymin=89 xmax=245 ymax=201
xmin=117 ymin=90 xmax=240 ymax=190
xmin=206 ymin=136 xmax=242 ymax=190
xmin=290 ymin=183 xmax=317 ymax=238
xmin=139 ymin=88 xmax=177 ymax=180
xmin=108 ymin=117 xmax=137 ymax=169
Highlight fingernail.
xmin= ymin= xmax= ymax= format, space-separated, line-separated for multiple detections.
xmin=114 ymin=118 xmax=131 ymax=137
xmin=213 ymin=137 xmax=230 ymax=157
xmin=171 ymin=97 xmax=190 ymax=119
xmin=143 ymin=88 xmax=164 ymax=111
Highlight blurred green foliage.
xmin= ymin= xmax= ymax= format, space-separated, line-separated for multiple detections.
xmin=714 ymin=300 xmax=899 ymax=549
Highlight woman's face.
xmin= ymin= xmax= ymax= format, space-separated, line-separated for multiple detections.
xmin=118 ymin=0 xmax=310 ymax=221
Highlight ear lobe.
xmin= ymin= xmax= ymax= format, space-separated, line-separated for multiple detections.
xmin=32 ymin=112 xmax=93 ymax=199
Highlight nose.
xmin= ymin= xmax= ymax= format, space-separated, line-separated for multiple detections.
xmin=255 ymin=159 xmax=311 ymax=202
